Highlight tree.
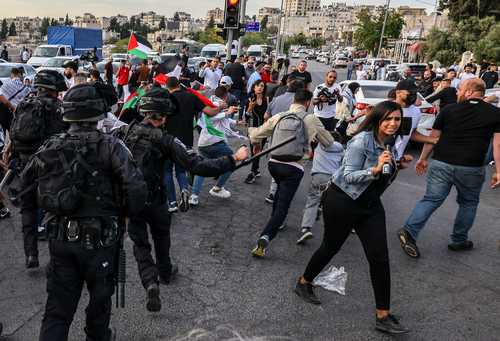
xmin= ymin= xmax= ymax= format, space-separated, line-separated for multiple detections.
xmin=159 ymin=17 xmax=166 ymax=30
xmin=474 ymin=22 xmax=500 ymax=61
xmin=241 ymin=32 xmax=268 ymax=47
xmin=260 ymin=15 xmax=269 ymax=31
xmin=8 ymin=22 xmax=16 ymax=36
xmin=309 ymin=37 xmax=326 ymax=49
xmin=353 ymin=8 xmax=404 ymax=54
xmin=40 ymin=17 xmax=50 ymax=37
xmin=111 ymin=38 xmax=129 ymax=53
xmin=439 ymin=0 xmax=500 ymax=23
xmin=109 ymin=17 xmax=120 ymax=32
xmin=50 ymin=18 xmax=58 ymax=26
xmin=0 ymin=19 xmax=8 ymax=40
xmin=64 ymin=14 xmax=73 ymax=26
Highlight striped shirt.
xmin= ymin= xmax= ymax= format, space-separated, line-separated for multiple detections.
xmin=0 ymin=78 xmax=30 ymax=109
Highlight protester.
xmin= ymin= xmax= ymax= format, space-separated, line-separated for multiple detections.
xmin=399 ymin=79 xmax=500 ymax=258
xmin=356 ymin=63 xmax=367 ymax=80
xmin=246 ymin=61 xmax=265 ymax=94
xmin=335 ymin=82 xmax=360 ymax=140
xmin=223 ymin=56 xmax=246 ymax=119
xmin=189 ymin=86 xmax=241 ymax=206
xmin=459 ymin=63 xmax=477 ymax=83
xmin=480 ymin=64 xmax=499 ymax=89
xmin=260 ymin=63 xmax=272 ymax=84
xmin=0 ymin=46 xmax=8 ymax=61
xmin=104 ymin=57 xmax=114 ymax=86
xmin=447 ymin=69 xmax=461 ymax=88
xmin=346 ymin=58 xmax=354 ymax=80
xmin=425 ymin=78 xmax=457 ymax=111
xmin=62 ymin=60 xmax=78 ymax=89
xmin=244 ymin=57 xmax=257 ymax=81
xmin=138 ymin=59 xmax=150 ymax=83
xmin=244 ymin=80 xmax=268 ymax=184
xmin=265 ymin=70 xmax=280 ymax=101
xmin=248 ymin=88 xmax=333 ymax=257
xmin=289 ymin=60 xmax=312 ymax=89
xmin=0 ymin=67 xmax=31 ymax=114
xmin=116 ymin=59 xmax=130 ymax=100
xmin=417 ymin=70 xmax=434 ymax=97
xmin=199 ymin=59 xmax=222 ymax=90
xmin=295 ymin=100 xmax=412 ymax=335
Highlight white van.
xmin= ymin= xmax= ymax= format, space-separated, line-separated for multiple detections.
xmin=246 ymin=45 xmax=272 ymax=61
xmin=200 ymin=44 xmax=226 ymax=60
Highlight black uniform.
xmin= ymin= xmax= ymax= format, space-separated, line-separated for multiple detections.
xmin=20 ymin=125 xmax=147 ymax=341
xmin=115 ymin=121 xmax=236 ymax=287
xmin=11 ymin=92 xmax=67 ymax=262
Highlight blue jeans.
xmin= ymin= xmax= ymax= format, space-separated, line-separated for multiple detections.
xmin=347 ymin=69 xmax=353 ymax=80
xmin=163 ymin=159 xmax=189 ymax=203
xmin=192 ymin=141 xmax=233 ymax=195
xmin=404 ymin=160 xmax=485 ymax=243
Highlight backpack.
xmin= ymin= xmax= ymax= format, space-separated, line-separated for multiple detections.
xmin=270 ymin=111 xmax=308 ymax=162
xmin=36 ymin=133 xmax=105 ymax=216
xmin=10 ymin=96 xmax=58 ymax=149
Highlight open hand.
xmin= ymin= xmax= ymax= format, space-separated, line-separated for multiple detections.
xmin=233 ymin=146 xmax=249 ymax=162
xmin=415 ymin=159 xmax=428 ymax=175
xmin=491 ymin=173 xmax=500 ymax=189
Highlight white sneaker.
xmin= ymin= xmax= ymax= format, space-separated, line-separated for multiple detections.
xmin=188 ymin=194 xmax=199 ymax=206
xmin=209 ymin=186 xmax=231 ymax=199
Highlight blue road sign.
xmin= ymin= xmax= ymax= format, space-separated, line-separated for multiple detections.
xmin=245 ymin=22 xmax=260 ymax=32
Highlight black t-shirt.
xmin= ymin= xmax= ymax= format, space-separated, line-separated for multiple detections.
xmin=165 ymin=90 xmax=206 ymax=147
xmin=432 ymin=99 xmax=500 ymax=166
xmin=290 ymin=70 xmax=312 ymax=86
xmin=481 ymin=71 xmax=499 ymax=89
xmin=426 ymin=87 xmax=457 ymax=109
xmin=246 ymin=95 xmax=268 ymax=127
xmin=224 ymin=62 xmax=246 ymax=90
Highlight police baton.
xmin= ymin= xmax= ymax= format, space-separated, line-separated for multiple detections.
xmin=234 ymin=136 xmax=297 ymax=170
xmin=0 ymin=169 xmax=13 ymax=193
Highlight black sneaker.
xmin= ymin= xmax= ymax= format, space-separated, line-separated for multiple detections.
xmin=265 ymin=193 xmax=274 ymax=204
xmin=0 ymin=321 xmax=3 ymax=336
xmin=0 ymin=207 xmax=10 ymax=219
xmin=448 ymin=240 xmax=474 ymax=251
xmin=26 ymin=255 xmax=39 ymax=269
xmin=397 ymin=228 xmax=420 ymax=258
xmin=146 ymin=283 xmax=161 ymax=312
xmin=297 ymin=228 xmax=313 ymax=245
xmin=294 ymin=279 xmax=321 ymax=305
xmin=375 ymin=314 xmax=410 ymax=335
xmin=160 ymin=264 xmax=179 ymax=285
xmin=244 ymin=172 xmax=256 ymax=184
xmin=254 ymin=171 xmax=261 ymax=178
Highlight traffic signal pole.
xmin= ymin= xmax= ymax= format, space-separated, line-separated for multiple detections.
xmin=237 ymin=0 xmax=247 ymax=58
xmin=226 ymin=29 xmax=234 ymax=61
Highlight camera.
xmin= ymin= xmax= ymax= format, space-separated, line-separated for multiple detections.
xmin=317 ymin=86 xmax=342 ymax=106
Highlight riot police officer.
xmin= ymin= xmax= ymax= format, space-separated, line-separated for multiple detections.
xmin=19 ymin=82 xmax=147 ymax=341
xmin=5 ymin=69 xmax=68 ymax=268
xmin=115 ymin=87 xmax=248 ymax=312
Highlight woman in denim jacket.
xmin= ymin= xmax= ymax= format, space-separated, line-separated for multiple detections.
xmin=294 ymin=101 xmax=414 ymax=335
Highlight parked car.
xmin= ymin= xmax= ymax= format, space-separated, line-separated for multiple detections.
xmin=339 ymin=80 xmax=434 ymax=135
xmin=291 ymin=51 xmax=301 ymax=59
xmin=111 ymin=53 xmax=128 ymax=62
xmin=0 ymin=59 xmax=6 ymax=63
xmin=398 ymin=63 xmax=427 ymax=80
xmin=0 ymin=63 xmax=37 ymax=84
xmin=36 ymin=56 xmax=91 ymax=75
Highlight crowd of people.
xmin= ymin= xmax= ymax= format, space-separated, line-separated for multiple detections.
xmin=0 ymin=48 xmax=498 ymax=340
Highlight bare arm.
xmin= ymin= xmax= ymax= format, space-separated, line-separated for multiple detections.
xmin=411 ymin=130 xmax=438 ymax=144
xmin=415 ymin=129 xmax=441 ymax=175
xmin=492 ymin=132 xmax=500 ymax=188
xmin=0 ymin=94 xmax=14 ymax=112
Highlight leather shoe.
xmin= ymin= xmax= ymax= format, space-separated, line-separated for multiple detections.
xmin=448 ymin=240 xmax=473 ymax=251
xmin=294 ymin=279 xmax=321 ymax=305
xmin=26 ymin=255 xmax=39 ymax=269
xmin=146 ymin=283 xmax=161 ymax=312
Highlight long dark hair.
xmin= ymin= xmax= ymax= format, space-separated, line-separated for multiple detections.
xmin=250 ymin=79 xmax=267 ymax=98
xmin=356 ymin=100 xmax=403 ymax=137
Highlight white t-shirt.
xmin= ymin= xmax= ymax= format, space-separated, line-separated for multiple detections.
xmin=313 ymin=83 xmax=341 ymax=119
xmin=395 ymin=105 xmax=422 ymax=158
xmin=460 ymin=72 xmax=476 ymax=82
xmin=356 ymin=70 xmax=367 ymax=80
xmin=199 ymin=68 xmax=221 ymax=90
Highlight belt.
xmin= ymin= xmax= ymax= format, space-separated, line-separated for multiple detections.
xmin=47 ymin=216 xmax=120 ymax=250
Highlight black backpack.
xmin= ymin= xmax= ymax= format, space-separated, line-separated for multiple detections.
xmin=35 ymin=133 xmax=104 ymax=216
xmin=11 ymin=95 xmax=60 ymax=149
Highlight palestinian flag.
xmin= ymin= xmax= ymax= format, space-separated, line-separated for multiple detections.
xmin=127 ymin=33 xmax=152 ymax=59
xmin=122 ymin=87 xmax=146 ymax=110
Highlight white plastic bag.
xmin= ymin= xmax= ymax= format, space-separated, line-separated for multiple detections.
xmin=313 ymin=266 xmax=348 ymax=295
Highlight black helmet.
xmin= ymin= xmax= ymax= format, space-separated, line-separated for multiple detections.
xmin=34 ymin=69 xmax=68 ymax=92
xmin=138 ymin=87 xmax=178 ymax=117
xmin=62 ymin=83 xmax=110 ymax=122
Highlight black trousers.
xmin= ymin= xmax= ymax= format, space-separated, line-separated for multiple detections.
xmin=128 ymin=203 xmax=173 ymax=288
xmin=303 ymin=185 xmax=391 ymax=310
xmin=260 ymin=162 xmax=304 ymax=241
xmin=39 ymin=240 xmax=116 ymax=341
xmin=318 ymin=116 xmax=338 ymax=131
xmin=19 ymin=154 xmax=38 ymax=257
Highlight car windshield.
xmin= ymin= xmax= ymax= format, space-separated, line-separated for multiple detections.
xmin=201 ymin=51 xmax=218 ymax=58
xmin=361 ymin=85 xmax=395 ymax=98
xmin=247 ymin=51 xmax=261 ymax=56
xmin=33 ymin=47 xmax=59 ymax=57
xmin=44 ymin=59 xmax=68 ymax=67
xmin=0 ymin=65 xmax=23 ymax=78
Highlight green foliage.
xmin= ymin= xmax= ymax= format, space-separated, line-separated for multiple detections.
xmin=64 ymin=14 xmax=73 ymax=26
xmin=439 ymin=0 xmax=500 ymax=23
xmin=309 ymin=37 xmax=326 ymax=49
xmin=40 ymin=17 xmax=50 ymax=37
xmin=353 ymin=8 xmax=404 ymax=54
xmin=241 ymin=32 xmax=269 ymax=47
xmin=109 ymin=17 xmax=119 ymax=32
xmin=0 ymin=19 xmax=8 ymax=40
xmin=192 ymin=27 xmax=223 ymax=44
xmin=111 ymin=38 xmax=129 ymax=53
xmin=8 ymin=22 xmax=16 ymax=36
xmin=206 ymin=16 xmax=215 ymax=30
xmin=424 ymin=16 xmax=498 ymax=65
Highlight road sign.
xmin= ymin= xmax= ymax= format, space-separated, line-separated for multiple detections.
xmin=245 ymin=22 xmax=260 ymax=32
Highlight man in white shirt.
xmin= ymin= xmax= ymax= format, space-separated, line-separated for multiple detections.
xmin=447 ymin=69 xmax=461 ymax=89
xmin=356 ymin=64 xmax=367 ymax=80
xmin=459 ymin=63 xmax=477 ymax=84
xmin=62 ymin=60 xmax=78 ymax=89
xmin=394 ymin=80 xmax=438 ymax=157
xmin=22 ymin=48 xmax=30 ymax=63
xmin=313 ymin=70 xmax=342 ymax=130
xmin=0 ymin=67 xmax=30 ymax=111
xmin=198 ymin=58 xmax=221 ymax=90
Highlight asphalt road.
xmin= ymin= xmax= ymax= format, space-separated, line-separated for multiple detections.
xmin=1 ymin=60 xmax=500 ymax=341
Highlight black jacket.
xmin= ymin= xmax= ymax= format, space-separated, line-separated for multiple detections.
xmin=426 ymin=87 xmax=457 ymax=110
xmin=20 ymin=125 xmax=148 ymax=219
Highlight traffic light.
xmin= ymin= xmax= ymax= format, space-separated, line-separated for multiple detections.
xmin=224 ymin=0 xmax=241 ymax=29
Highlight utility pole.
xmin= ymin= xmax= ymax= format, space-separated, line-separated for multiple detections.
xmin=377 ymin=0 xmax=390 ymax=58
xmin=237 ymin=0 xmax=247 ymax=58
xmin=275 ymin=0 xmax=285 ymax=56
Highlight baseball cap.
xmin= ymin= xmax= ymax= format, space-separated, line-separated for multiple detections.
xmin=396 ymin=79 xmax=417 ymax=91
xmin=220 ymin=76 xmax=233 ymax=86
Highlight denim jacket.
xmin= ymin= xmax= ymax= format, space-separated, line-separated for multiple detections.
xmin=332 ymin=131 xmax=398 ymax=200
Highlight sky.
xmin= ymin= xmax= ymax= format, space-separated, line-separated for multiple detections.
xmin=1 ymin=0 xmax=435 ymax=18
